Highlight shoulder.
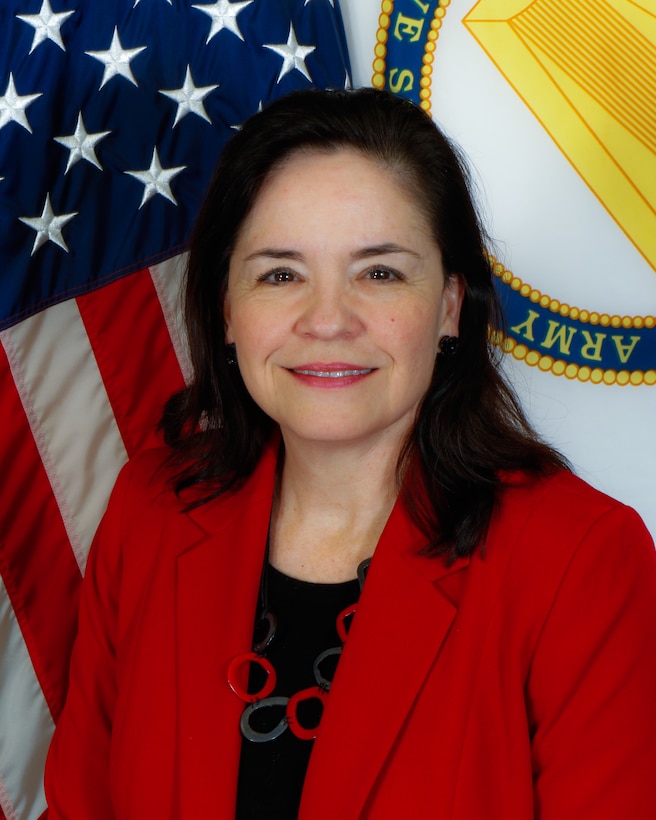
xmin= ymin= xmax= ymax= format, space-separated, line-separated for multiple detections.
xmin=486 ymin=469 xmax=655 ymax=613
xmin=110 ymin=446 xmax=175 ymax=506
xmin=106 ymin=446 xmax=210 ymax=522
xmin=103 ymin=438 xmax=280 ymax=539
xmin=495 ymin=468 xmax=651 ymax=549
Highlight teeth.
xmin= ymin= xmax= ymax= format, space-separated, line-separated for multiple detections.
xmin=294 ymin=369 xmax=372 ymax=378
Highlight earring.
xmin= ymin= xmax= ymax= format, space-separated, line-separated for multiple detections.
xmin=439 ymin=335 xmax=459 ymax=356
xmin=225 ymin=343 xmax=237 ymax=366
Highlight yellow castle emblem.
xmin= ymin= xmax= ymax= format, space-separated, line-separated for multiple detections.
xmin=463 ymin=0 xmax=656 ymax=270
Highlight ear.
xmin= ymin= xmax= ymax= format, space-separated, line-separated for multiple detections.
xmin=440 ymin=273 xmax=464 ymax=337
xmin=223 ymin=290 xmax=234 ymax=344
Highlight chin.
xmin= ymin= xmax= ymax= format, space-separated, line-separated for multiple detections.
xmin=277 ymin=418 xmax=412 ymax=449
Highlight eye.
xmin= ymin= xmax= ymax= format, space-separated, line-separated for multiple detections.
xmin=257 ymin=268 xmax=298 ymax=284
xmin=364 ymin=266 xmax=405 ymax=282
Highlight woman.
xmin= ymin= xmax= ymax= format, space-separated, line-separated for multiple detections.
xmin=45 ymin=88 xmax=656 ymax=818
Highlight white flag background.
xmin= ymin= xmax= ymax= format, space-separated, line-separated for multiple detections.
xmin=341 ymin=0 xmax=656 ymax=539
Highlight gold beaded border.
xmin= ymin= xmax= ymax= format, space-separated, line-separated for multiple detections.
xmin=371 ymin=0 xmax=393 ymax=90
xmin=371 ymin=0 xmax=450 ymax=113
xmin=493 ymin=262 xmax=656 ymax=386
xmin=419 ymin=0 xmax=449 ymax=114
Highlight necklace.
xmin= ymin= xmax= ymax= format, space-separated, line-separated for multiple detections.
xmin=228 ymin=557 xmax=370 ymax=742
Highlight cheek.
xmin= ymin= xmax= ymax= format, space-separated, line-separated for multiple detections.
xmin=389 ymin=308 xmax=441 ymax=352
xmin=228 ymin=304 xmax=267 ymax=345
xmin=231 ymin=316 xmax=286 ymax=369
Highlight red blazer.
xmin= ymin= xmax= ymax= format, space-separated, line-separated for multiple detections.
xmin=45 ymin=439 xmax=656 ymax=818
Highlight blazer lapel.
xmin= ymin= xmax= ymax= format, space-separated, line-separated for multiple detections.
xmin=301 ymin=499 xmax=469 ymax=818
xmin=174 ymin=441 xmax=278 ymax=817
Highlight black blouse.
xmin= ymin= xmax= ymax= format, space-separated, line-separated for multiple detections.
xmin=236 ymin=564 xmax=360 ymax=819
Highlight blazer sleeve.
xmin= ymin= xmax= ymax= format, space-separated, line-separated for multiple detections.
xmin=44 ymin=461 xmax=130 ymax=819
xmin=527 ymin=503 xmax=656 ymax=819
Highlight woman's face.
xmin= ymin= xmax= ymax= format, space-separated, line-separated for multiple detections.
xmin=224 ymin=148 xmax=462 ymax=451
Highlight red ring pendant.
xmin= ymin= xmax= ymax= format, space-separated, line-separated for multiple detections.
xmin=286 ymin=685 xmax=328 ymax=740
xmin=336 ymin=603 xmax=358 ymax=643
xmin=227 ymin=651 xmax=276 ymax=703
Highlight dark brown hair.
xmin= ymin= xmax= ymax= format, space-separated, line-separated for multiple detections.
xmin=160 ymin=87 xmax=568 ymax=559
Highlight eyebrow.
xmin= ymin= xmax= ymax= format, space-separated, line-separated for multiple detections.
xmin=243 ymin=248 xmax=304 ymax=262
xmin=352 ymin=243 xmax=422 ymax=261
xmin=243 ymin=243 xmax=423 ymax=263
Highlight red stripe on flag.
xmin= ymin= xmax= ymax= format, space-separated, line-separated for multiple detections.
xmin=76 ymin=269 xmax=186 ymax=459
xmin=0 ymin=345 xmax=82 ymax=722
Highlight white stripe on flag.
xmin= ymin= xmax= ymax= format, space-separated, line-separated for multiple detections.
xmin=150 ymin=254 xmax=192 ymax=385
xmin=0 ymin=576 xmax=51 ymax=820
xmin=3 ymin=300 xmax=128 ymax=572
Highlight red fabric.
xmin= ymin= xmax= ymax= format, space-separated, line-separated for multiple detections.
xmin=76 ymin=270 xmax=186 ymax=458
xmin=45 ymin=443 xmax=656 ymax=818
xmin=0 ymin=343 xmax=81 ymax=721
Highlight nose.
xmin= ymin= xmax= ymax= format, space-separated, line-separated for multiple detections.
xmin=294 ymin=281 xmax=364 ymax=340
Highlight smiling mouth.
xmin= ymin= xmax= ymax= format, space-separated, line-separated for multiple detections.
xmin=292 ymin=368 xmax=373 ymax=378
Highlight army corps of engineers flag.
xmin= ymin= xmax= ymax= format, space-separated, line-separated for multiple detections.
xmin=0 ymin=1 xmax=350 ymax=817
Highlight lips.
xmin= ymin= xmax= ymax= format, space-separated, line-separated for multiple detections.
xmin=292 ymin=368 xmax=373 ymax=378
xmin=288 ymin=363 xmax=375 ymax=384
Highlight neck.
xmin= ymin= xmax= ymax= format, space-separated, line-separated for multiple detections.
xmin=269 ymin=434 xmax=406 ymax=583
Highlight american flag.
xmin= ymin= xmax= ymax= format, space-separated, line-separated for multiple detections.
xmin=0 ymin=1 xmax=350 ymax=816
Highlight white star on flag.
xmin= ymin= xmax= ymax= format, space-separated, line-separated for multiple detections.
xmin=159 ymin=65 xmax=219 ymax=127
xmin=133 ymin=0 xmax=172 ymax=5
xmin=124 ymin=147 xmax=186 ymax=208
xmin=230 ymin=98 xmax=263 ymax=130
xmin=16 ymin=0 xmax=75 ymax=54
xmin=192 ymin=0 xmax=254 ymax=44
xmin=54 ymin=113 xmax=111 ymax=173
xmin=19 ymin=193 xmax=78 ymax=255
xmin=85 ymin=27 xmax=147 ymax=90
xmin=264 ymin=24 xmax=315 ymax=83
xmin=304 ymin=0 xmax=335 ymax=6
xmin=0 ymin=73 xmax=42 ymax=133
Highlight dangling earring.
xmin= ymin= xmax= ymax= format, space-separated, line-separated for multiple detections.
xmin=225 ymin=343 xmax=237 ymax=366
xmin=439 ymin=335 xmax=459 ymax=356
